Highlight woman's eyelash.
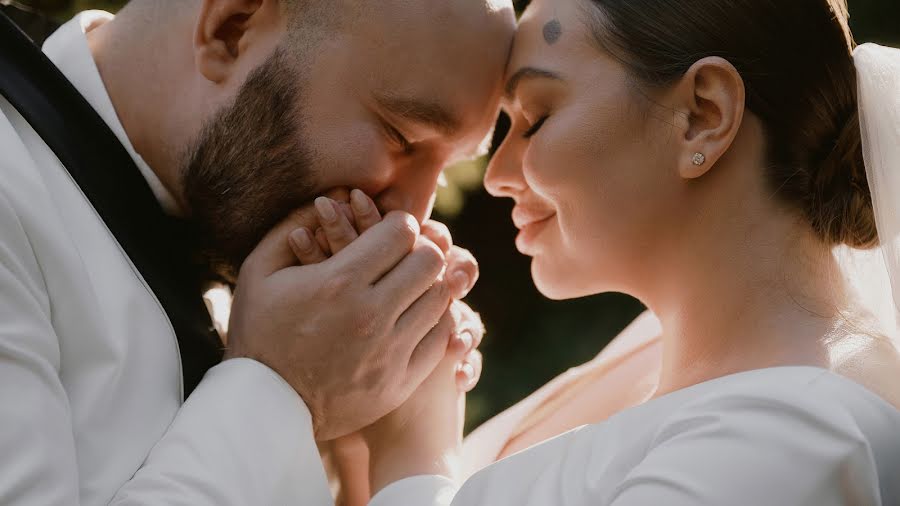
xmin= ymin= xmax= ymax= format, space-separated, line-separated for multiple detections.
xmin=523 ymin=116 xmax=549 ymax=139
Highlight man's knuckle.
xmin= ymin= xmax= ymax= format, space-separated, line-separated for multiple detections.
xmin=321 ymin=272 xmax=354 ymax=297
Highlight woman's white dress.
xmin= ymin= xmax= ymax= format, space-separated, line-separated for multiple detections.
xmin=369 ymin=367 xmax=900 ymax=505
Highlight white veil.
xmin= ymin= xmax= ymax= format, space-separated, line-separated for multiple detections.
xmin=836 ymin=43 xmax=900 ymax=342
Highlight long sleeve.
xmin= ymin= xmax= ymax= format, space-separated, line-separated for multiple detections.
xmin=111 ymin=359 xmax=334 ymax=505
xmin=0 ymin=181 xmax=81 ymax=504
xmin=0 ymin=183 xmax=334 ymax=505
xmin=370 ymin=476 xmax=457 ymax=506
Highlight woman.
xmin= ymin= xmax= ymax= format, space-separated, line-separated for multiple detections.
xmin=307 ymin=0 xmax=900 ymax=503
xmin=360 ymin=0 xmax=900 ymax=502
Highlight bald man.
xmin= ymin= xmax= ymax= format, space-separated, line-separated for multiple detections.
xmin=0 ymin=1 xmax=514 ymax=504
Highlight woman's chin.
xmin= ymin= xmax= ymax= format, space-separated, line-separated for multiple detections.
xmin=531 ymin=258 xmax=594 ymax=301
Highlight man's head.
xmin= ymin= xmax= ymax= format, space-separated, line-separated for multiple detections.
xmin=119 ymin=0 xmax=514 ymax=277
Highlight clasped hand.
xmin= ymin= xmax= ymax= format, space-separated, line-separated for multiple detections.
xmin=225 ymin=188 xmax=481 ymax=502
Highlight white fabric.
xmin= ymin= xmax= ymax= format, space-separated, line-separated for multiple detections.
xmin=370 ymin=367 xmax=900 ymax=505
xmin=852 ymin=43 xmax=900 ymax=335
xmin=43 ymin=10 xmax=181 ymax=215
xmin=0 ymin=12 xmax=333 ymax=505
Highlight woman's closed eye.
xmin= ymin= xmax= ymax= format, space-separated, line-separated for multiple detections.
xmin=523 ymin=115 xmax=549 ymax=139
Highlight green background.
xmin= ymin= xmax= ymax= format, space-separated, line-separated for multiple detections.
xmin=13 ymin=0 xmax=900 ymax=431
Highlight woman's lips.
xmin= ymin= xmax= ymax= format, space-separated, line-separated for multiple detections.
xmin=512 ymin=206 xmax=556 ymax=230
xmin=512 ymin=206 xmax=556 ymax=253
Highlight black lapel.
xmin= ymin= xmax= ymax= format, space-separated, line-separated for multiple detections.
xmin=0 ymin=12 xmax=223 ymax=396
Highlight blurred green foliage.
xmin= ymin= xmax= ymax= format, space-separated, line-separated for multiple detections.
xmin=15 ymin=0 xmax=900 ymax=431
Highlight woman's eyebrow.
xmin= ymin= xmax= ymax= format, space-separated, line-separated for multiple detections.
xmin=504 ymin=67 xmax=563 ymax=99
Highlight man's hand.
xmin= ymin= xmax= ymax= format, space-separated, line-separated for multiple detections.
xmin=292 ymin=190 xmax=484 ymax=391
xmin=225 ymin=190 xmax=460 ymax=441
xmin=284 ymin=189 xmax=485 ymax=504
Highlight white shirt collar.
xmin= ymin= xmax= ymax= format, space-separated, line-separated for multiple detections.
xmin=42 ymin=10 xmax=181 ymax=215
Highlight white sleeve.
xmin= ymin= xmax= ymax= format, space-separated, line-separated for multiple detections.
xmin=0 ymin=184 xmax=81 ymax=504
xmin=111 ymin=359 xmax=335 ymax=505
xmin=606 ymin=392 xmax=880 ymax=506
xmin=0 ymin=186 xmax=333 ymax=505
xmin=369 ymin=476 xmax=457 ymax=506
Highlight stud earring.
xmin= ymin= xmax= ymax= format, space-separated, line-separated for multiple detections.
xmin=692 ymin=152 xmax=706 ymax=166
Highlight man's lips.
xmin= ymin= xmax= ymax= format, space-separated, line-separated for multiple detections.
xmin=512 ymin=205 xmax=556 ymax=229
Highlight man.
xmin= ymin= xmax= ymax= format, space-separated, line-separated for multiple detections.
xmin=0 ymin=0 xmax=514 ymax=504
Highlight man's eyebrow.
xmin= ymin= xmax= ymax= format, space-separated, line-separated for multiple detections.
xmin=504 ymin=67 xmax=563 ymax=99
xmin=375 ymin=95 xmax=462 ymax=136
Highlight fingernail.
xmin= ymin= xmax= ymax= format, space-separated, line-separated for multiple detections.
xmin=351 ymin=189 xmax=370 ymax=214
xmin=458 ymin=330 xmax=473 ymax=350
xmin=452 ymin=271 xmax=470 ymax=293
xmin=315 ymin=197 xmax=337 ymax=223
xmin=460 ymin=362 xmax=475 ymax=379
xmin=291 ymin=228 xmax=311 ymax=250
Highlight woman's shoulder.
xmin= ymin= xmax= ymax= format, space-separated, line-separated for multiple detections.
xmin=625 ymin=367 xmax=900 ymax=504
xmin=600 ymin=367 xmax=900 ymax=503
xmin=659 ymin=366 xmax=900 ymax=441
xmin=460 ymin=367 xmax=900 ymax=505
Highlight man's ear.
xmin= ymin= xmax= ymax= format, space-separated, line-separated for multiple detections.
xmin=671 ymin=57 xmax=745 ymax=179
xmin=194 ymin=0 xmax=266 ymax=83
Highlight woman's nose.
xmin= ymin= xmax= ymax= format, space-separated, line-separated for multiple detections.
xmin=484 ymin=137 xmax=527 ymax=198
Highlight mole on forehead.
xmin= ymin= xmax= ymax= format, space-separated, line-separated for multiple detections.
xmin=543 ymin=19 xmax=563 ymax=45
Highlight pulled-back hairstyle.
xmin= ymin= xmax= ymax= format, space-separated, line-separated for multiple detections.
xmin=583 ymin=0 xmax=876 ymax=248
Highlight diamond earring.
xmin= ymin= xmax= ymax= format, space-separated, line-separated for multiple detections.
xmin=692 ymin=152 xmax=706 ymax=166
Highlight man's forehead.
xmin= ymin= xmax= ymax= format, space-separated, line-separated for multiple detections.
xmin=352 ymin=0 xmax=512 ymax=145
xmin=371 ymin=64 xmax=503 ymax=141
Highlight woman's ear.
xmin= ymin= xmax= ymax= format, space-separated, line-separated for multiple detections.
xmin=194 ymin=0 xmax=265 ymax=83
xmin=673 ymin=56 xmax=745 ymax=179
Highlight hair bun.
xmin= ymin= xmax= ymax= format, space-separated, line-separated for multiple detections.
xmin=807 ymin=109 xmax=879 ymax=249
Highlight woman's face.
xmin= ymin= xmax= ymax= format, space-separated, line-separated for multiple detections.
xmin=485 ymin=0 xmax=684 ymax=300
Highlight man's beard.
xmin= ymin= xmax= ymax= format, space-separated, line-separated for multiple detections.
xmin=182 ymin=48 xmax=319 ymax=281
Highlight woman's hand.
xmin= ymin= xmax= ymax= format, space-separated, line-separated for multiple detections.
xmin=319 ymin=433 xmax=371 ymax=506
xmin=362 ymin=300 xmax=483 ymax=496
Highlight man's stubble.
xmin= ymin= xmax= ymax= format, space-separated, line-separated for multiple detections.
xmin=182 ymin=48 xmax=320 ymax=281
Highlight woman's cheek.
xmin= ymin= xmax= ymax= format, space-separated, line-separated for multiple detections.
xmin=521 ymin=128 xmax=567 ymax=201
xmin=523 ymin=115 xmax=594 ymax=206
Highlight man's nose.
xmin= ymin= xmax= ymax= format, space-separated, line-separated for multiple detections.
xmin=375 ymin=183 xmax=437 ymax=224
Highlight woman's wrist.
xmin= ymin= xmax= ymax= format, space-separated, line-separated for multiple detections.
xmin=363 ymin=360 xmax=466 ymax=494
xmin=368 ymin=440 xmax=461 ymax=496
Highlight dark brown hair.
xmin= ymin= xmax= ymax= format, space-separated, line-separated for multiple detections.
xmin=583 ymin=0 xmax=877 ymax=248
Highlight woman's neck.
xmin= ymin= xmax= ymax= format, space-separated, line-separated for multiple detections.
xmin=645 ymin=204 xmax=850 ymax=397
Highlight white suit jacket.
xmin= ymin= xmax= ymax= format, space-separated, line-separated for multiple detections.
xmin=0 ymin=11 xmax=333 ymax=505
